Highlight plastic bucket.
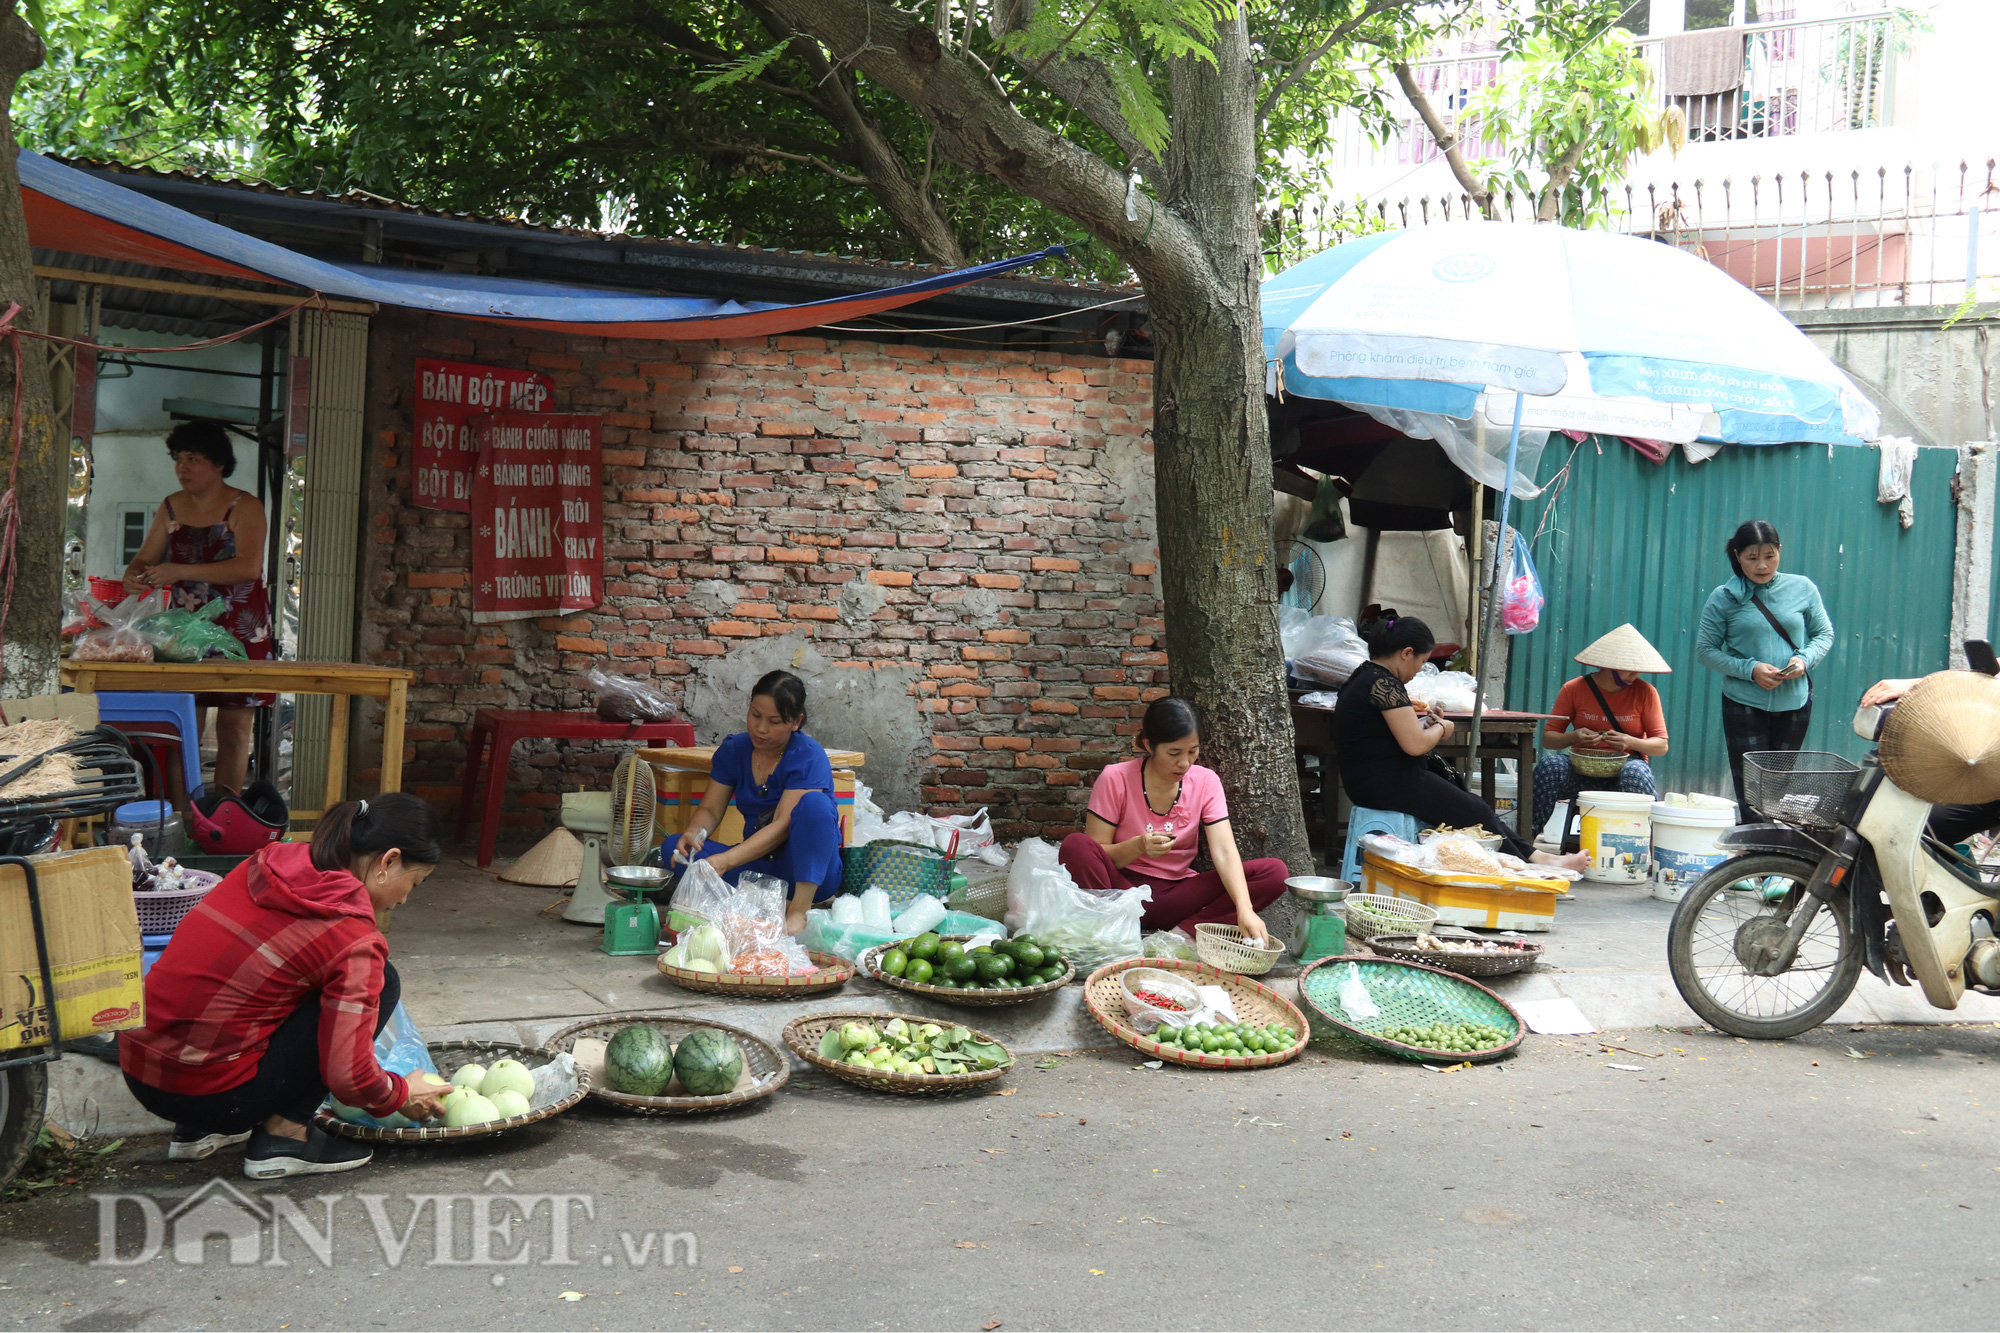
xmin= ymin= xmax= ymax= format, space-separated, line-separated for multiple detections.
xmin=1489 ymin=770 xmax=1518 ymax=824
xmin=1578 ymin=790 xmax=1654 ymax=884
xmin=1650 ymin=802 xmax=1737 ymax=902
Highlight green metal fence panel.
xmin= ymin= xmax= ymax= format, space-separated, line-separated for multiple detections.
xmin=1508 ymin=440 xmax=1958 ymax=799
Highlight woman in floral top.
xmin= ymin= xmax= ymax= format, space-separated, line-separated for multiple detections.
xmin=123 ymin=419 xmax=275 ymax=794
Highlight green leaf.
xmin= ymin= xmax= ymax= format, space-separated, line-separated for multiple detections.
xmin=690 ymin=39 xmax=791 ymax=95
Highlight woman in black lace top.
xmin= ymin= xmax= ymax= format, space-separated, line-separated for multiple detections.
xmin=1334 ymin=611 xmax=1585 ymax=869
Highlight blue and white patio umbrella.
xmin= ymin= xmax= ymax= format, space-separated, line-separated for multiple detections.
xmin=1262 ymin=223 xmax=1882 ymax=499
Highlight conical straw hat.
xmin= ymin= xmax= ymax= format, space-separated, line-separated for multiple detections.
xmin=1574 ymin=624 xmax=1672 ymax=673
xmin=499 ymin=826 xmax=584 ymax=886
xmin=1880 ymin=671 xmax=2000 ymax=804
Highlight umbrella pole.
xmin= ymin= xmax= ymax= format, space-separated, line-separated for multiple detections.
xmin=1465 ymin=393 xmax=1526 ymax=793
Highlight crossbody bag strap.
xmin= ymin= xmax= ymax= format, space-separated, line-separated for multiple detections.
xmin=1748 ymin=591 xmax=1812 ymax=701
xmin=1580 ymin=674 xmax=1631 ymax=736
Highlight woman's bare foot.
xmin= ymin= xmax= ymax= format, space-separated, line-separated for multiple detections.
xmin=262 ymin=1114 xmax=309 ymax=1143
xmin=1530 ymin=849 xmax=1590 ymax=873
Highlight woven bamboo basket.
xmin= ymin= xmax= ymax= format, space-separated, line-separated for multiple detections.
xmin=314 ymin=1040 xmax=589 ymax=1143
xmin=1340 ymin=892 xmax=1439 ymax=942
xmin=544 ymin=1013 xmax=788 ymax=1115
xmin=656 ymin=948 xmax=853 ymax=998
xmin=1362 ymin=932 xmax=1543 ymax=978
xmin=858 ymin=935 xmax=1073 ymax=1007
xmin=781 ymin=1010 xmax=1014 ymax=1096
xmin=1193 ymin=922 xmax=1286 ymax=975
xmin=1297 ymin=955 xmax=1525 ymax=1063
xmin=1083 ymin=958 xmax=1308 ymax=1070
xmin=1568 ymin=746 xmax=1629 ymax=779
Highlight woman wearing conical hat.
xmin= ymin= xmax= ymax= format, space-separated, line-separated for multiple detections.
xmin=1532 ymin=624 xmax=1672 ymax=820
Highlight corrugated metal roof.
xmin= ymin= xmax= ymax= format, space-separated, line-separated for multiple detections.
xmin=1508 ymin=438 xmax=1959 ymax=797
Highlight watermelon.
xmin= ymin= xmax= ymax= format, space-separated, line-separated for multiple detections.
xmin=604 ymin=1024 xmax=674 ymax=1096
xmin=673 ymin=1028 xmax=745 ymax=1097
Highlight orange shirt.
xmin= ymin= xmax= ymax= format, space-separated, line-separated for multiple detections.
xmin=1547 ymin=675 xmax=1667 ymax=741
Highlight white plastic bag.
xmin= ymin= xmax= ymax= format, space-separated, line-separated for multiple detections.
xmin=859 ymin=885 xmax=895 ymax=933
xmin=848 ymin=779 xmax=1009 ymax=867
xmin=830 ymin=894 xmax=864 ymax=926
xmin=890 ymin=893 xmax=946 ymax=938
xmin=1290 ymin=616 xmax=1369 ymax=686
xmin=1405 ymin=663 xmax=1479 ymax=714
xmin=1336 ymin=963 xmax=1381 ymax=1021
xmin=1003 ymin=837 xmax=1150 ymax=970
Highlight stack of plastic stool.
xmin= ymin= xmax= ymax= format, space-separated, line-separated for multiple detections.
xmin=1340 ymin=806 xmax=1421 ymax=883
xmin=95 ymin=691 xmax=203 ymax=802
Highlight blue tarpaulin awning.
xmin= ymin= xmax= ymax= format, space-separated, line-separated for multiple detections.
xmin=18 ymin=150 xmax=1064 ymax=339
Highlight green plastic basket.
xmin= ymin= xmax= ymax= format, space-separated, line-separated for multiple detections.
xmin=840 ymin=839 xmax=949 ymax=908
xmin=1297 ymin=955 xmax=1525 ymax=1063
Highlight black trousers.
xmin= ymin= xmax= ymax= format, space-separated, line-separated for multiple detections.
xmin=1722 ymin=697 xmax=1813 ymax=818
xmin=125 ymin=961 xmax=400 ymax=1133
xmin=1930 ymin=802 xmax=2000 ymax=847
xmin=1345 ymin=766 xmax=1534 ymax=860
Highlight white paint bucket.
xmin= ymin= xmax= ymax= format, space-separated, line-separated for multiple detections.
xmin=1650 ymin=801 xmax=1737 ymax=902
xmin=1489 ymin=770 xmax=1518 ymax=824
xmin=1578 ymin=790 xmax=1654 ymax=884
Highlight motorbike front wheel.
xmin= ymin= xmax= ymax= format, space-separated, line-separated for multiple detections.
xmin=1668 ymin=852 xmax=1862 ymax=1039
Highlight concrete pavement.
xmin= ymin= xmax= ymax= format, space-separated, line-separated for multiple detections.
xmin=46 ymin=857 xmax=2000 ymax=1139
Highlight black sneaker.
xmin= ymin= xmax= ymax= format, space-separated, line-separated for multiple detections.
xmin=168 ymin=1126 xmax=253 ymax=1161
xmin=242 ymin=1126 xmax=373 ymax=1180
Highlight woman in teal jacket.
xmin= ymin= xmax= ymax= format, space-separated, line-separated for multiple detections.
xmin=1695 ymin=520 xmax=1835 ymax=817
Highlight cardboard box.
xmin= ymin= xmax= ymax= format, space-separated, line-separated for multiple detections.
xmin=648 ymin=765 xmax=857 ymax=846
xmin=1360 ymin=851 xmax=1563 ymax=933
xmin=0 ymin=846 xmax=143 ymax=1052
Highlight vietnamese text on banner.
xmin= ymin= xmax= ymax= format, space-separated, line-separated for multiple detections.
xmin=469 ymin=411 xmax=604 ymax=622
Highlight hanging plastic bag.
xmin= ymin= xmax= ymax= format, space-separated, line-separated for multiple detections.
xmin=1500 ymin=529 xmax=1543 ymax=635
xmin=1003 ymin=837 xmax=1150 ymax=971
xmin=584 ymin=665 xmax=678 ymax=723
xmin=667 ymin=856 xmax=734 ymax=935
xmin=71 ymin=591 xmax=168 ymax=663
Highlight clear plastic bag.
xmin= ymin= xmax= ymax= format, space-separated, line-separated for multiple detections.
xmin=1501 ymin=529 xmax=1543 ymax=635
xmin=848 ymin=780 xmax=1008 ymax=867
xmin=138 ymin=597 xmax=247 ymax=663
xmin=1290 ymin=616 xmax=1369 ymax=686
xmin=720 ymin=873 xmax=814 ymax=975
xmin=585 ymin=665 xmax=678 ymax=723
xmin=1141 ymin=927 xmax=1198 ymax=962
xmin=1405 ymin=663 xmax=1479 ymax=714
xmin=1003 ymin=837 xmax=1150 ymax=971
xmin=71 ymin=591 xmax=167 ymax=663
xmin=669 ymin=856 xmax=734 ymax=927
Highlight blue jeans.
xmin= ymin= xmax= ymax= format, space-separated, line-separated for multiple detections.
xmin=1532 ymin=752 xmax=1657 ymax=820
xmin=684 ymin=789 xmax=845 ymax=900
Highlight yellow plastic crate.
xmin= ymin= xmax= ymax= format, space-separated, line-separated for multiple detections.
xmin=1359 ymin=851 xmax=1563 ymax=933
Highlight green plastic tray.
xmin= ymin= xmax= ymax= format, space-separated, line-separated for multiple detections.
xmin=1297 ymin=955 xmax=1525 ymax=1063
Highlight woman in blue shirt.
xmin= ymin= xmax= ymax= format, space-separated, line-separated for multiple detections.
xmin=671 ymin=670 xmax=843 ymax=935
xmin=1695 ymin=520 xmax=1835 ymax=817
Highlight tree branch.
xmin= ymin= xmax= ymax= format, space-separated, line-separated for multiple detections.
xmin=987 ymin=0 xmax=1159 ymax=177
xmin=710 ymin=142 xmax=869 ymax=184
xmin=1257 ymin=0 xmax=1413 ymax=125
xmin=1536 ymin=136 xmax=1591 ymax=222
xmin=1393 ymin=61 xmax=1495 ymax=219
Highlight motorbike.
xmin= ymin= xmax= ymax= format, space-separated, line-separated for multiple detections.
xmin=1667 ymin=640 xmax=2000 ymax=1039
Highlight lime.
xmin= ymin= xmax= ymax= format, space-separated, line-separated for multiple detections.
xmin=1012 ymin=943 xmax=1046 ymax=971
xmin=945 ymin=955 xmax=979 ymax=982
xmin=910 ymin=933 xmax=941 ymax=961
xmin=933 ymin=975 xmax=958 ymax=989
xmin=881 ymin=948 xmax=909 ymax=977
xmin=974 ymin=955 xmax=1012 ymax=983
xmin=938 ymin=941 xmax=966 ymax=966
xmin=905 ymin=958 xmax=934 ymax=986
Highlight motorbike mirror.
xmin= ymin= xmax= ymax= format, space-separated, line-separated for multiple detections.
xmin=1968 ymin=640 xmax=2000 ymax=677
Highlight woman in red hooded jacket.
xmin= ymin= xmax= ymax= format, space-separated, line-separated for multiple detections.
xmin=120 ymin=794 xmax=450 ymax=1179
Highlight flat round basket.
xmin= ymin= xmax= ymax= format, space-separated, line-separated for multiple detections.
xmin=1083 ymin=958 xmax=1309 ymax=1070
xmin=656 ymin=949 xmax=853 ymax=998
xmin=1341 ymin=892 xmax=1439 ymax=942
xmin=1297 ymin=955 xmax=1524 ymax=1063
xmin=544 ymin=1013 xmax=788 ymax=1115
xmin=858 ymin=936 xmax=1073 ymax=1007
xmin=781 ymin=1010 xmax=1014 ymax=1096
xmin=1569 ymin=746 xmax=1628 ymax=778
xmin=313 ymin=1040 xmax=588 ymax=1143
xmin=1362 ymin=932 xmax=1543 ymax=977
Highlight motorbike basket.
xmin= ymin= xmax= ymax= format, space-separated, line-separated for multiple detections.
xmin=1742 ymin=751 xmax=1860 ymax=829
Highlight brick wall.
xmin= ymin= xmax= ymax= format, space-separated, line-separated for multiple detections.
xmin=359 ymin=309 xmax=1163 ymax=848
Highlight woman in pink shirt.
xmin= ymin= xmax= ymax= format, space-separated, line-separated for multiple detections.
xmin=1058 ymin=698 xmax=1290 ymax=940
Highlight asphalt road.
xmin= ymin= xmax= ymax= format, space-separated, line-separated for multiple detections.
xmin=3 ymin=1023 xmax=1997 ymax=1331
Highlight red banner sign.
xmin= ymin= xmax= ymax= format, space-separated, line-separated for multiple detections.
xmin=469 ymin=411 xmax=603 ymax=623
xmin=413 ymin=358 xmax=553 ymax=511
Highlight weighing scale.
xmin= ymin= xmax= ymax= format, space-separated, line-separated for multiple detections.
xmin=1286 ymin=875 xmax=1350 ymax=962
xmin=601 ymin=864 xmax=670 ymax=956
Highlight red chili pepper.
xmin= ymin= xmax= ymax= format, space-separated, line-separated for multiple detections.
xmin=1134 ymin=988 xmax=1186 ymax=1011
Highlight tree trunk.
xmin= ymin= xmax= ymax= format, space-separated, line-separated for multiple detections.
xmin=0 ymin=4 xmax=59 ymax=697
xmin=1139 ymin=12 xmax=1310 ymax=869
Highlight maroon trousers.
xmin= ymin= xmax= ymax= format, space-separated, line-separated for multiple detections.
xmin=1057 ymin=833 xmax=1289 ymax=933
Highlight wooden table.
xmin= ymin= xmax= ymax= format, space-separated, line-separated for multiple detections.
xmin=63 ymin=660 xmax=414 ymax=820
xmin=1290 ymin=698 xmax=1552 ymax=843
